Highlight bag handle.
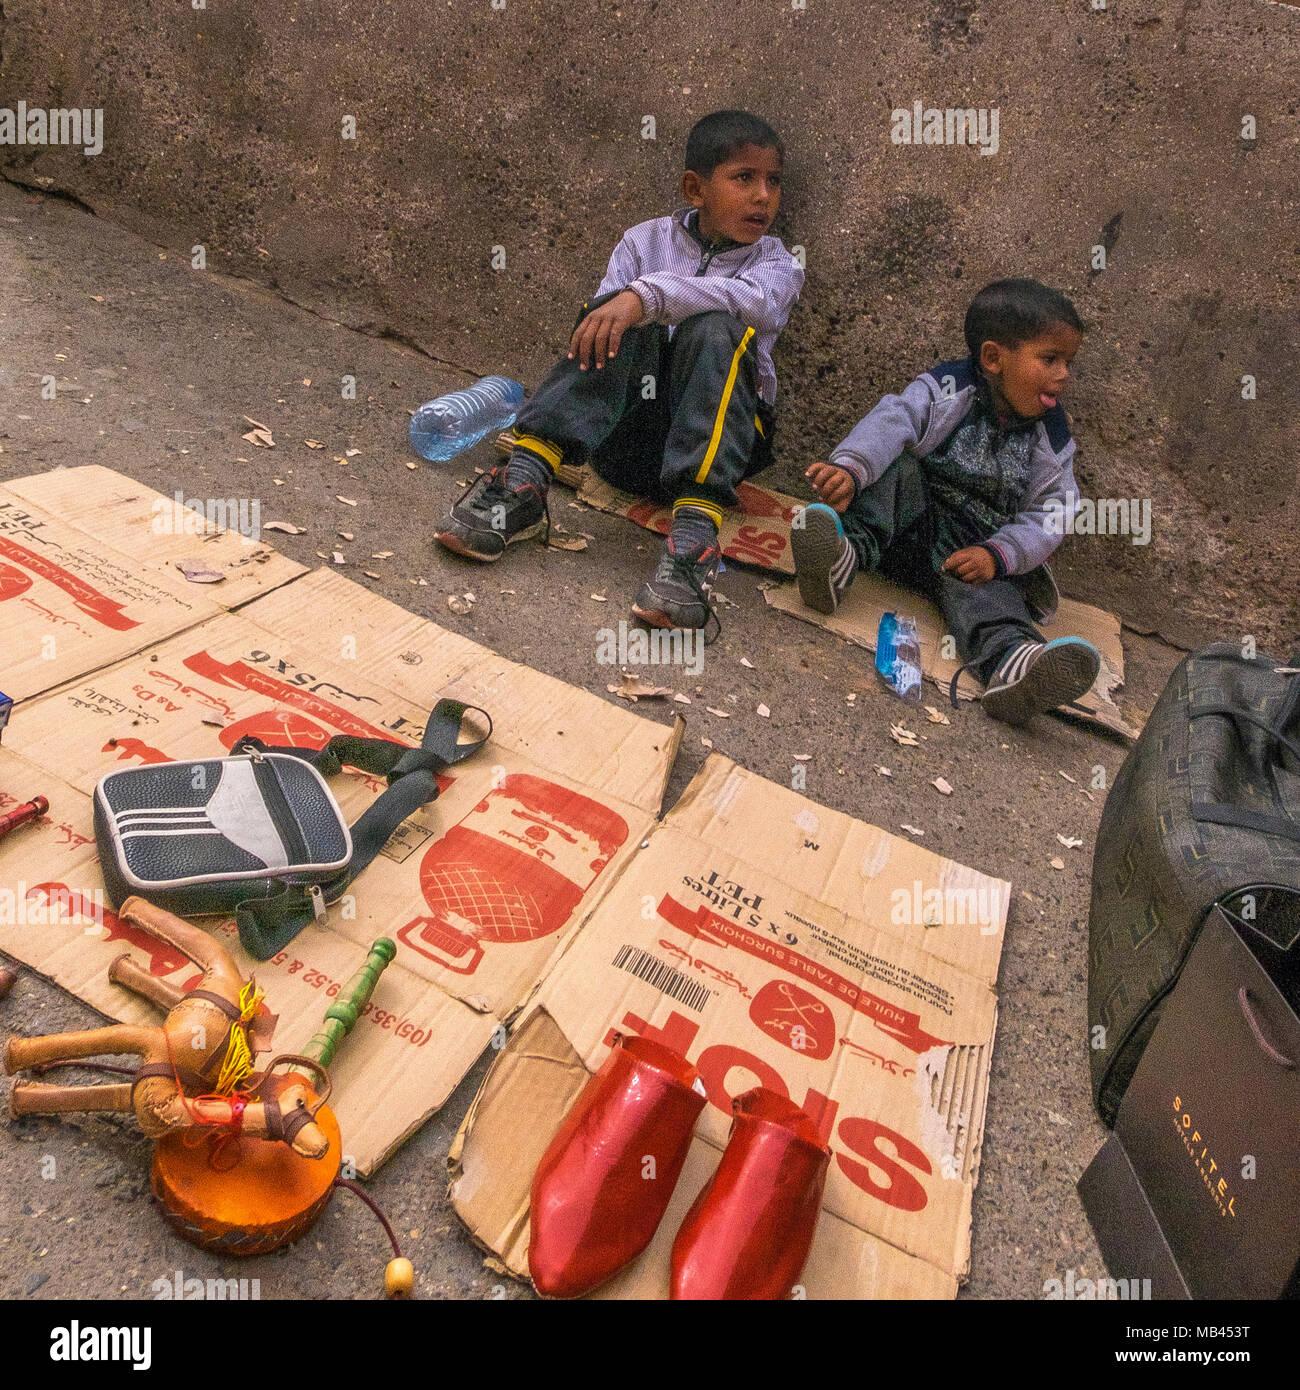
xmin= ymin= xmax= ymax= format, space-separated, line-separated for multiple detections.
xmin=232 ymin=700 xmax=491 ymax=959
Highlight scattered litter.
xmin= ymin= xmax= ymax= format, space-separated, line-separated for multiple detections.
xmin=1047 ymin=1111 xmax=1069 ymax=1127
xmin=263 ymin=521 xmax=304 ymax=535
xmin=700 ymin=737 xmax=714 ymax=749
xmin=1056 ymin=835 xmax=1084 ymax=849
xmin=673 ymin=693 xmax=692 ymax=705
xmin=757 ymin=704 xmax=770 ymax=718
xmin=547 ymin=533 xmax=588 ymax=552
xmin=89 ymin=294 xmax=104 ymax=302
xmin=336 ymin=496 xmax=357 ymax=506
xmin=331 ymin=551 xmax=346 ymax=565
xmin=900 ymin=824 xmax=925 ymax=837
xmin=740 ymin=657 xmax=755 ymax=669
xmin=447 ymin=593 xmax=475 ymax=615
xmin=272 ymin=478 xmax=284 ymax=486
xmin=345 ymin=449 xmax=361 ymax=457
xmin=1049 ymin=856 xmax=1066 ymax=870
xmin=890 ymin=723 xmax=921 ymax=747
xmin=338 ymin=531 xmax=354 ymax=541
xmin=175 ymin=558 xmax=224 ymax=584
xmin=371 ymin=551 xmax=393 ymax=559
xmin=793 ymin=753 xmax=811 ymax=761
xmin=500 ymin=588 xmax=516 ymax=595
xmin=240 ymin=416 xmax=275 ymax=448
xmin=590 ymin=591 xmax=608 ymax=602
xmin=705 ymin=707 xmax=732 ymax=718
xmin=315 ymin=550 xmax=327 ymax=559
xmin=846 ymin=692 xmax=857 ymax=704
xmin=406 ymin=462 xmax=418 ymax=470
xmin=364 ymin=571 xmax=380 ymax=580
xmin=924 ymin=705 xmax=951 ymax=725
xmin=873 ymin=764 xmax=892 ymax=777
xmin=1057 ymin=770 xmax=1077 ymax=784
xmin=304 ymin=439 xmax=325 ymax=449
xmin=713 ymin=592 xmax=737 ymax=611
xmin=607 ymin=673 xmax=672 ymax=702
xmin=302 ymin=378 xmax=312 ymax=386
xmin=932 ymin=777 xmax=953 ymax=796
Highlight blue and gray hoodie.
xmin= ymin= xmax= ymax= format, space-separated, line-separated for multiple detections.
xmin=830 ymin=355 xmax=1078 ymax=618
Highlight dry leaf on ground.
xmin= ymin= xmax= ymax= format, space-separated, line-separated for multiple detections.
xmin=175 ymin=559 xmax=224 ymax=584
xmin=924 ymin=705 xmax=951 ymax=725
xmin=607 ymin=673 xmax=672 ymax=702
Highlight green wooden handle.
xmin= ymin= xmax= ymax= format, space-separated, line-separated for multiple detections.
xmin=302 ymin=938 xmax=397 ymax=1069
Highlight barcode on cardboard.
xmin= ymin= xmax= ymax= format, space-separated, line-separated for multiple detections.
xmin=612 ymin=944 xmax=711 ymax=1012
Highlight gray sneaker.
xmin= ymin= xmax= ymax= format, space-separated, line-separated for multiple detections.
xmin=434 ymin=467 xmax=548 ymax=561
xmin=981 ymin=637 xmax=1101 ymax=726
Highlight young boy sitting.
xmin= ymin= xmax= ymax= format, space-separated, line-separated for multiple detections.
xmin=434 ymin=109 xmax=804 ymax=634
xmin=793 ymin=278 xmax=1099 ymax=726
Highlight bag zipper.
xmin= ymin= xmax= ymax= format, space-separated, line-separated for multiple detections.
xmin=249 ymin=756 xmax=311 ymax=864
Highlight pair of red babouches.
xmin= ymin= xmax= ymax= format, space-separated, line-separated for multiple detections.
xmin=529 ymin=1033 xmax=831 ymax=1299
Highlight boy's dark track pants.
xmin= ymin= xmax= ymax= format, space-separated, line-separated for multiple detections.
xmin=512 ymin=293 xmax=774 ymax=524
xmin=841 ymin=453 xmax=1045 ymax=682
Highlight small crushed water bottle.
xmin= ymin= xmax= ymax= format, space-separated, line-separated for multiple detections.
xmin=409 ymin=375 xmax=525 ymax=463
xmin=875 ymin=612 xmax=923 ymax=703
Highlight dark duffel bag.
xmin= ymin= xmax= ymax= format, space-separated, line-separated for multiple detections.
xmin=1088 ymin=642 xmax=1300 ymax=1125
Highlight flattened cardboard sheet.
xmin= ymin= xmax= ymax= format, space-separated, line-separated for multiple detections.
xmin=765 ymin=571 xmax=1138 ymax=739
xmin=0 ymin=466 xmax=303 ymax=702
xmin=0 ymin=568 xmax=681 ymax=1173
xmin=494 ymin=430 xmax=800 ymax=574
xmin=494 ymin=431 xmax=1136 ymax=737
xmin=450 ymin=756 xmax=1007 ymax=1298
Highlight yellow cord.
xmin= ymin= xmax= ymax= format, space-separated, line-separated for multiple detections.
xmin=212 ymin=979 xmax=263 ymax=1096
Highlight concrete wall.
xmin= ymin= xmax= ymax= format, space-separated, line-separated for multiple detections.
xmin=2 ymin=0 xmax=1297 ymax=649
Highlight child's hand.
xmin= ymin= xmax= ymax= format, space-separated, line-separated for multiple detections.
xmin=804 ymin=461 xmax=856 ymax=513
xmin=568 ymin=290 xmax=645 ymax=370
xmin=942 ymin=546 xmax=997 ymax=584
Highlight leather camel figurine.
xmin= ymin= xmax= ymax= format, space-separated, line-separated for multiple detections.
xmin=3 ymin=896 xmax=328 ymax=1158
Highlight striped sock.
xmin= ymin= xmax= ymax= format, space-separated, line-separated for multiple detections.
xmin=829 ymin=532 xmax=857 ymax=595
xmin=504 ymin=442 xmax=557 ymax=493
xmin=669 ymin=504 xmax=720 ymax=557
xmin=990 ymin=640 xmax=1044 ymax=687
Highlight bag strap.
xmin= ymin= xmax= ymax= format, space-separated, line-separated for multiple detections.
xmin=1188 ymin=701 xmax=1300 ymax=842
xmin=230 ymin=700 xmax=491 ymax=959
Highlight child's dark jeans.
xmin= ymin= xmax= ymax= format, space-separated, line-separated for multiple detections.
xmin=512 ymin=291 xmax=775 ymax=519
xmin=841 ymin=453 xmax=1046 ymax=681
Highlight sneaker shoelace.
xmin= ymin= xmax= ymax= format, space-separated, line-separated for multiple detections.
xmin=461 ymin=468 xmax=551 ymax=546
xmin=659 ymin=547 xmax=722 ymax=646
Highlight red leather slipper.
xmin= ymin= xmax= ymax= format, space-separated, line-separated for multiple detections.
xmin=528 ymin=1032 xmax=705 ymax=1299
xmin=670 ymin=1087 xmax=830 ymax=1300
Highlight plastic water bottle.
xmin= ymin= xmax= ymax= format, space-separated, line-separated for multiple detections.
xmin=875 ymin=612 xmax=923 ymax=703
xmin=409 ymin=376 xmax=525 ymax=462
